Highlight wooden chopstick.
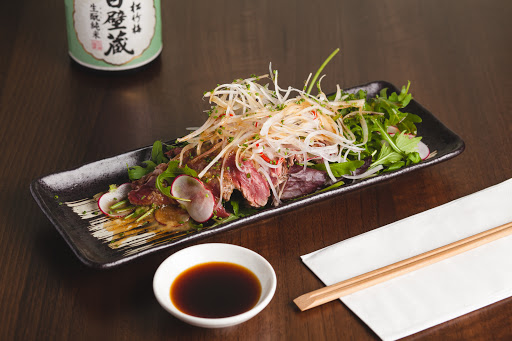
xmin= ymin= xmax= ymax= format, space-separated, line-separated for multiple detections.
xmin=294 ymin=221 xmax=512 ymax=311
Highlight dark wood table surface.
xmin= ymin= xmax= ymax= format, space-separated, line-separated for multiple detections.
xmin=1 ymin=0 xmax=511 ymax=339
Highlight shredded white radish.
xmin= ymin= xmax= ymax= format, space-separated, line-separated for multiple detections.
xmin=342 ymin=165 xmax=383 ymax=179
xmin=177 ymin=68 xmax=371 ymax=203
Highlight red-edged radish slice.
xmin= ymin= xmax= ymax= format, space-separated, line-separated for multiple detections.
xmin=154 ymin=205 xmax=190 ymax=228
xmin=171 ymin=175 xmax=215 ymax=223
xmin=97 ymin=183 xmax=133 ymax=218
xmin=417 ymin=141 xmax=430 ymax=160
xmin=386 ymin=126 xmax=400 ymax=134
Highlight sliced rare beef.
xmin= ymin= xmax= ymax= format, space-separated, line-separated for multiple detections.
xmin=165 ymin=145 xmax=183 ymax=159
xmin=280 ymin=165 xmax=327 ymax=200
xmin=213 ymin=203 xmax=230 ymax=218
xmin=180 ymin=146 xmax=270 ymax=208
xmin=129 ymin=141 xmax=326 ymax=216
xmin=269 ymin=162 xmax=289 ymax=188
xmin=225 ymin=153 xmax=270 ymax=207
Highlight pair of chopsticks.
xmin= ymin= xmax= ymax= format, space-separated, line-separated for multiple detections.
xmin=294 ymin=221 xmax=512 ymax=311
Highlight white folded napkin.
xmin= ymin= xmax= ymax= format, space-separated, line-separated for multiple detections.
xmin=301 ymin=178 xmax=512 ymax=341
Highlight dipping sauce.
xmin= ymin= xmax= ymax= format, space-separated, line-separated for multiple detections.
xmin=170 ymin=262 xmax=262 ymax=318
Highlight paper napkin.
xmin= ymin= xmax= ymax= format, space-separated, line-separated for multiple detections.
xmin=301 ymin=178 xmax=512 ymax=340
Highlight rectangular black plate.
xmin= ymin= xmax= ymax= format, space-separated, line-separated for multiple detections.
xmin=30 ymin=81 xmax=465 ymax=268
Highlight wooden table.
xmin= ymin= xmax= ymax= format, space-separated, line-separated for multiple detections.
xmin=1 ymin=0 xmax=511 ymax=339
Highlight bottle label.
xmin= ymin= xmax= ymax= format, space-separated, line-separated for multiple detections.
xmin=65 ymin=0 xmax=162 ymax=70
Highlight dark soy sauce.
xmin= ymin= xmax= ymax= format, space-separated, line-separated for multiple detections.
xmin=170 ymin=262 xmax=262 ymax=318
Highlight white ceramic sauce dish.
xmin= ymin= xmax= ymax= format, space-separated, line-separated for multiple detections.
xmin=153 ymin=243 xmax=277 ymax=328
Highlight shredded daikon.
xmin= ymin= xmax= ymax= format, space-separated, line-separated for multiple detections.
xmin=177 ymin=69 xmax=371 ymax=203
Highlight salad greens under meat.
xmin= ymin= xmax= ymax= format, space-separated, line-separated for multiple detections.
xmin=98 ymin=50 xmax=429 ymax=229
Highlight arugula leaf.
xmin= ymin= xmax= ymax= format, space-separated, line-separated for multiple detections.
xmin=127 ymin=141 xmax=169 ymax=181
xmin=376 ymin=81 xmax=412 ymax=108
xmin=399 ymin=82 xmax=413 ymax=106
xmin=394 ymin=132 xmax=422 ymax=154
xmin=367 ymin=124 xmax=422 ymax=172
xmin=383 ymin=161 xmax=405 ymax=172
xmin=369 ymin=81 xmax=417 ymax=131
xmin=151 ymin=140 xmax=169 ymax=165
xmin=370 ymin=118 xmax=404 ymax=155
xmin=310 ymin=160 xmax=364 ymax=177
xmin=230 ymin=199 xmax=240 ymax=216
xmin=227 ymin=192 xmax=259 ymax=218
xmin=397 ymin=113 xmax=422 ymax=134
xmin=370 ymin=144 xmax=403 ymax=169
xmin=127 ymin=160 xmax=157 ymax=181
xmin=236 ymin=205 xmax=258 ymax=217
xmin=165 ymin=160 xmax=198 ymax=178
xmin=388 ymin=81 xmax=412 ymax=108
xmin=155 ymin=160 xmax=198 ymax=199
xmin=406 ymin=152 xmax=421 ymax=165
xmin=229 ymin=199 xmax=258 ymax=217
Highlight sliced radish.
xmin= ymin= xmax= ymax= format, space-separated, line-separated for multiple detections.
xmin=170 ymin=175 xmax=215 ymax=223
xmin=154 ymin=205 xmax=190 ymax=228
xmin=386 ymin=126 xmax=400 ymax=134
xmin=98 ymin=183 xmax=133 ymax=218
xmin=417 ymin=141 xmax=430 ymax=160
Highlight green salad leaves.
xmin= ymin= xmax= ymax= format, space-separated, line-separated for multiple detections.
xmin=318 ymin=81 xmax=423 ymax=178
xmin=127 ymin=140 xmax=171 ymax=181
